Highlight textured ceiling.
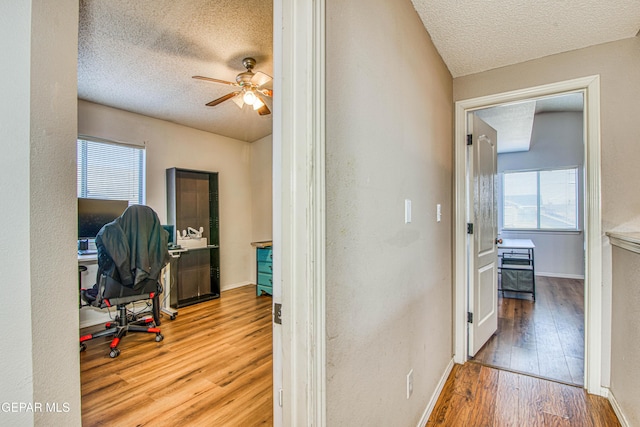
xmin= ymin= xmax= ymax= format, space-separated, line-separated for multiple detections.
xmin=78 ymin=0 xmax=273 ymax=142
xmin=78 ymin=1 xmax=638 ymax=143
xmin=476 ymin=101 xmax=537 ymax=154
xmin=411 ymin=0 xmax=640 ymax=77
xmin=476 ymin=93 xmax=584 ymax=153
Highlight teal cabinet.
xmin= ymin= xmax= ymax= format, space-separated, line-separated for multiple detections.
xmin=256 ymin=246 xmax=273 ymax=296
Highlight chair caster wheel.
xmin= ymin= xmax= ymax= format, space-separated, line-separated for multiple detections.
xmin=109 ymin=348 xmax=120 ymax=358
xmin=80 ymin=343 xmax=87 ymax=352
xmin=155 ymin=333 xmax=164 ymax=342
xmin=169 ymin=314 xmax=176 ymax=321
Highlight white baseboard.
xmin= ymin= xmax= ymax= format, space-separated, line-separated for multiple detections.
xmin=536 ymin=272 xmax=585 ymax=280
xmin=417 ymin=358 xmax=455 ymax=427
xmin=608 ymin=389 xmax=630 ymax=427
xmin=220 ymin=281 xmax=253 ymax=292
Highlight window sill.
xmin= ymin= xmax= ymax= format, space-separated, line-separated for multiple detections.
xmin=501 ymin=229 xmax=583 ymax=235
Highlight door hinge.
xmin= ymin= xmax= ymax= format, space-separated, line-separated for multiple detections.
xmin=467 ymin=312 xmax=473 ymax=323
xmin=467 ymin=223 xmax=474 ymax=234
xmin=279 ymin=388 xmax=283 ymax=407
xmin=467 ymin=134 xmax=473 ymax=145
xmin=274 ymin=303 xmax=282 ymax=325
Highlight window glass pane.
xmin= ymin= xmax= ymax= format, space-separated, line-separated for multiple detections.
xmin=540 ymin=169 xmax=577 ymax=229
xmin=503 ymin=171 xmax=537 ymax=229
xmin=77 ymin=139 xmax=145 ymax=204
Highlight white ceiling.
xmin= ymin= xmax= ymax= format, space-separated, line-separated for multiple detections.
xmin=411 ymin=0 xmax=640 ymax=77
xmin=78 ymin=0 xmax=639 ymax=142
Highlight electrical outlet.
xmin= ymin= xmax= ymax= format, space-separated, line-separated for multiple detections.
xmin=406 ymin=369 xmax=414 ymax=399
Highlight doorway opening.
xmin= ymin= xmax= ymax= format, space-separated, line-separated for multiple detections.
xmin=468 ymin=92 xmax=586 ymax=386
xmin=453 ymin=76 xmax=604 ymax=396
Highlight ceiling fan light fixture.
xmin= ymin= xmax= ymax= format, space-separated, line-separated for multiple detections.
xmin=243 ymin=89 xmax=257 ymax=106
xmin=194 ymin=57 xmax=273 ymax=115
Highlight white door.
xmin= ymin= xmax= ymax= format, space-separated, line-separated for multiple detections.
xmin=468 ymin=114 xmax=499 ymax=357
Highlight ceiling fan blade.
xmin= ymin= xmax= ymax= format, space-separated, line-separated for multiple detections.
xmin=257 ymin=103 xmax=271 ymax=116
xmin=257 ymin=88 xmax=273 ymax=98
xmin=251 ymin=71 xmax=273 ymax=88
xmin=206 ymin=91 xmax=239 ymax=107
xmin=193 ymin=75 xmax=238 ymax=87
xmin=231 ymin=93 xmax=245 ymax=109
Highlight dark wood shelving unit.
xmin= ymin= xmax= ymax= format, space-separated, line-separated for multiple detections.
xmin=166 ymin=168 xmax=220 ymax=308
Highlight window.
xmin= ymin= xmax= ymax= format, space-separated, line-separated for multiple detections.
xmin=77 ymin=138 xmax=145 ymax=204
xmin=503 ymin=168 xmax=578 ymax=230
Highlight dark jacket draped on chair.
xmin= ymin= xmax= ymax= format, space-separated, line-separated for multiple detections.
xmin=96 ymin=205 xmax=170 ymax=292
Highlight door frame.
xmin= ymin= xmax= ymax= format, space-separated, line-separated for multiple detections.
xmin=453 ymin=75 xmax=604 ymax=395
xmin=273 ymin=0 xmax=326 ymax=425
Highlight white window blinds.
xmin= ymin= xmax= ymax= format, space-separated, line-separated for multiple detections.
xmin=77 ymin=138 xmax=145 ymax=204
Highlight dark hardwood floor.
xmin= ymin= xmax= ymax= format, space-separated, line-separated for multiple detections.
xmin=473 ymin=276 xmax=584 ymax=386
xmin=80 ymin=285 xmax=273 ymax=426
xmin=427 ymin=363 xmax=620 ymax=427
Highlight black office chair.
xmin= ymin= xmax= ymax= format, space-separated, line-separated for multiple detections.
xmin=80 ymin=204 xmax=170 ymax=358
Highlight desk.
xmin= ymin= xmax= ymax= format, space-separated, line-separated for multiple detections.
xmin=78 ymin=253 xmax=98 ymax=265
xmin=497 ymin=239 xmax=536 ymax=301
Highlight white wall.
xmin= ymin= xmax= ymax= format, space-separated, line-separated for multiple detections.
xmin=78 ymin=100 xmax=255 ymax=291
xmin=497 ymin=111 xmax=585 ymax=278
xmin=610 ymin=245 xmax=640 ymax=426
xmin=249 ymin=134 xmax=273 ymax=284
xmin=250 ymin=134 xmax=273 ymax=243
xmin=1 ymin=3 xmax=35 ymax=424
xmin=454 ymin=34 xmax=640 ymax=394
xmin=0 ymin=0 xmax=82 ymax=425
xmin=326 ymin=0 xmax=453 ymax=424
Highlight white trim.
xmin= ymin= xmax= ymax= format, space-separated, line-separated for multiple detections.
xmin=607 ymin=232 xmax=640 ymax=255
xmin=311 ymin=0 xmax=327 ymax=422
xmin=608 ymin=389 xmax=630 ymax=427
xmin=536 ymin=272 xmax=585 ymax=280
xmin=220 ymin=281 xmax=253 ymax=292
xmin=416 ymin=359 xmax=455 ymax=427
xmin=77 ymin=134 xmax=146 ymax=149
xmin=274 ymin=0 xmax=326 ymax=425
xmin=454 ymin=76 xmax=603 ymax=395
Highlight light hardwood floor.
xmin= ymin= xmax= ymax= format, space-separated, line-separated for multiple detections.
xmin=473 ymin=276 xmax=584 ymax=386
xmin=427 ymin=363 xmax=620 ymax=426
xmin=80 ymin=285 xmax=273 ymax=426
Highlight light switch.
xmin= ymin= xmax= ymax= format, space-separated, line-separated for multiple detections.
xmin=437 ymin=204 xmax=442 ymax=222
xmin=405 ymin=199 xmax=412 ymax=224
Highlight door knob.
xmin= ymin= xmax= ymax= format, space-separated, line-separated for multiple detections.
xmin=495 ymin=238 xmax=503 ymax=244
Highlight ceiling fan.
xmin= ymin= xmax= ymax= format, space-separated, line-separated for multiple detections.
xmin=193 ymin=57 xmax=273 ymax=116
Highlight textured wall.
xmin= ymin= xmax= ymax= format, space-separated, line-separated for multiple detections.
xmin=0 ymin=2 xmax=37 ymax=425
xmin=0 ymin=0 xmax=82 ymax=425
xmin=31 ymin=1 xmax=81 ymax=423
xmin=79 ymin=100 xmax=255 ymax=291
xmin=326 ymin=0 xmax=453 ymax=424
xmin=250 ymin=134 xmax=273 ymax=244
xmin=610 ymin=246 xmax=640 ymax=426
xmin=455 ymin=37 xmax=640 ymax=233
xmin=498 ymin=112 xmax=585 ymax=278
xmin=454 ymin=35 xmax=640 ymax=390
